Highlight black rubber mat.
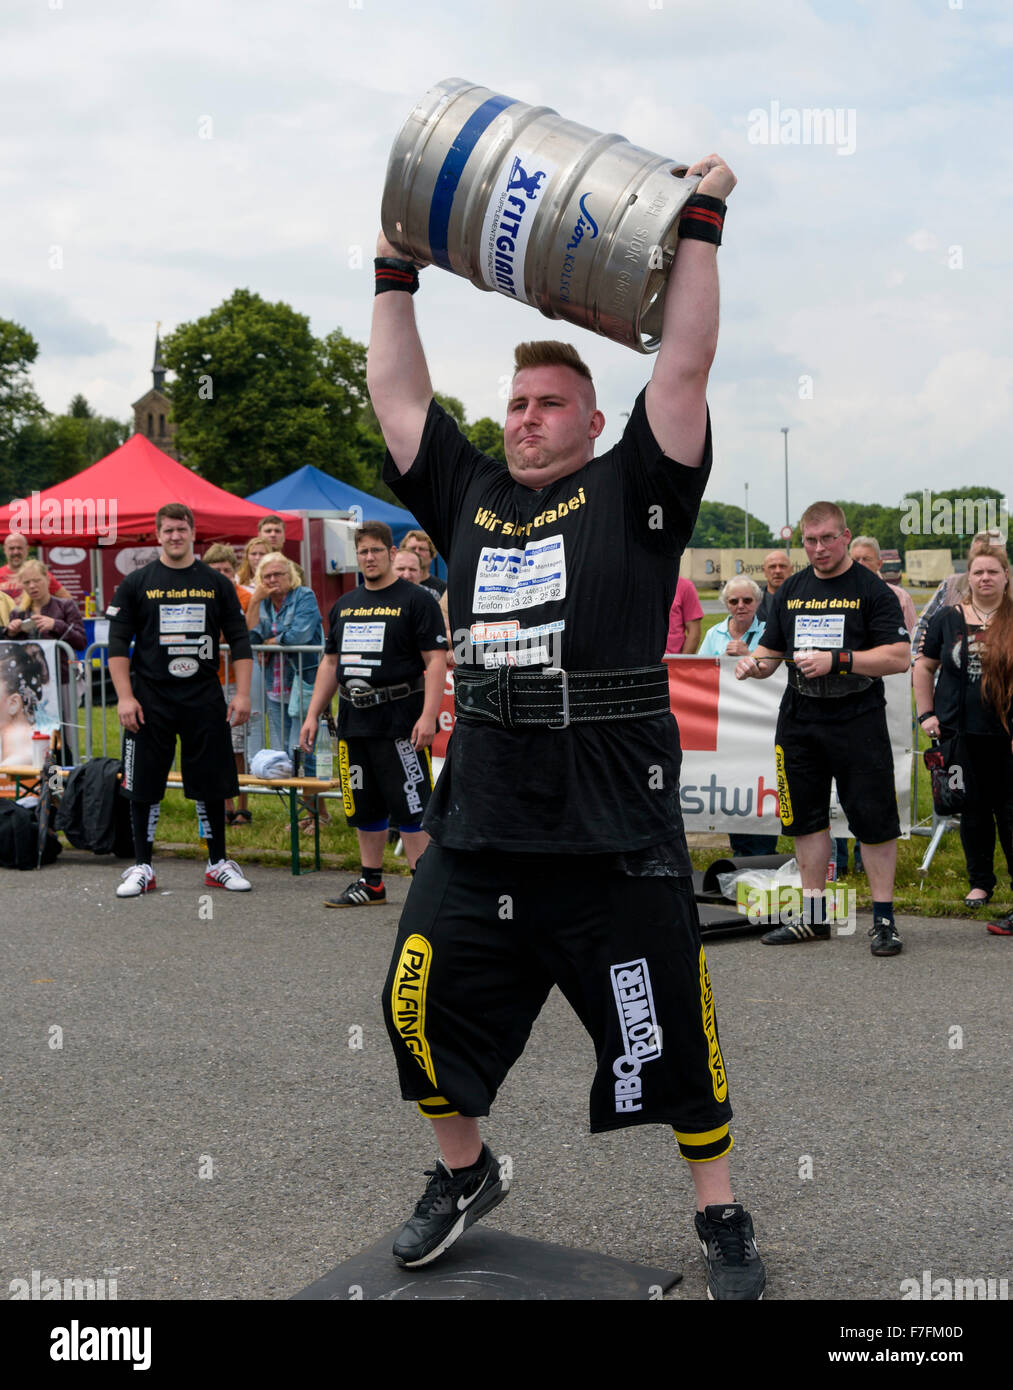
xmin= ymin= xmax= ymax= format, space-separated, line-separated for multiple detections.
xmin=293 ymin=1227 xmax=680 ymax=1301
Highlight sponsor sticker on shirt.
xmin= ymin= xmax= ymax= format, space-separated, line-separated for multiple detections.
xmin=794 ymin=614 xmax=846 ymax=649
xmin=472 ymin=534 xmax=567 ymax=615
xmin=470 ymin=620 xmax=520 ymax=644
xmin=343 ymin=622 xmax=386 ymax=652
xmin=168 ymin=656 xmax=199 ymax=678
xmin=484 ymin=645 xmax=550 ymax=668
xmin=159 ymin=603 xmax=206 ymax=635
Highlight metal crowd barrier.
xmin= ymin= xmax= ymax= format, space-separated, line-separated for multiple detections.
xmin=81 ymin=642 xmax=327 ymax=764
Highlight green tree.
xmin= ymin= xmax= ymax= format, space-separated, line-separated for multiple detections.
xmin=690 ymin=501 xmax=775 ymax=549
xmin=0 ymin=319 xmax=47 ymax=497
xmin=467 ymin=417 xmax=506 ymax=462
xmin=434 ymin=392 xmax=467 ymax=429
xmin=162 ymin=289 xmax=338 ymax=494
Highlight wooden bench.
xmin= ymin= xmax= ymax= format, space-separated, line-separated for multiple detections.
xmin=2 ymin=765 xmax=341 ymax=876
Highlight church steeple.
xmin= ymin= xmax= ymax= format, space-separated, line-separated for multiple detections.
xmin=152 ymin=323 xmax=166 ymax=394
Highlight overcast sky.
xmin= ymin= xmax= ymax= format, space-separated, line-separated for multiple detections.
xmin=3 ymin=0 xmax=1010 ymax=532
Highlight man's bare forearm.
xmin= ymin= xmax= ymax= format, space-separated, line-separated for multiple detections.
xmin=367 ymin=265 xmax=434 ymax=472
xmin=108 ymin=655 xmax=134 ymax=702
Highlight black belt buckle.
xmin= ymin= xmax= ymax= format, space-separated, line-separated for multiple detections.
xmin=543 ymin=667 xmax=570 ymax=730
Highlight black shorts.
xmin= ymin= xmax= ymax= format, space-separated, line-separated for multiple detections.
xmin=338 ymin=736 xmax=433 ymax=830
xmin=122 ymin=682 xmax=239 ymax=804
xmin=382 ymin=846 xmax=734 ymax=1155
xmin=775 ymin=705 xmax=900 ymax=842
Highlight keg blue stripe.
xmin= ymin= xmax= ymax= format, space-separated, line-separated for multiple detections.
xmin=428 ymin=94 xmax=514 ymax=270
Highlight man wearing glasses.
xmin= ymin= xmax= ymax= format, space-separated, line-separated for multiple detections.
xmin=734 ymin=502 xmax=911 ymax=955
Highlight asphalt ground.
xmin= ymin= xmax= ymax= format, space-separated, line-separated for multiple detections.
xmin=3 ymin=852 xmax=1009 ymax=1320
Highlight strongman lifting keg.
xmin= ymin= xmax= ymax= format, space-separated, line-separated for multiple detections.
xmin=381 ymin=78 xmax=701 ymax=353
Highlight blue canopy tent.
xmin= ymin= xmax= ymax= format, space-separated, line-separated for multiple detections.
xmin=246 ymin=465 xmax=419 ymax=542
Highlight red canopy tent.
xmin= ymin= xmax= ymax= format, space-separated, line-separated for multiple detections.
xmin=0 ymin=434 xmax=301 ymax=546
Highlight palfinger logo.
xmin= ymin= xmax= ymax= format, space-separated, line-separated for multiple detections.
xmin=698 ymin=948 xmax=727 ymax=1102
xmin=392 ymin=935 xmax=436 ymax=1087
xmin=775 ymin=743 xmax=792 ymax=826
xmin=338 ymin=739 xmax=354 ymax=819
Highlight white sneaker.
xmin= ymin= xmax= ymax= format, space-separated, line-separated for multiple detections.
xmin=117 ymin=864 xmax=156 ymax=898
xmin=205 ymin=858 xmax=252 ymax=891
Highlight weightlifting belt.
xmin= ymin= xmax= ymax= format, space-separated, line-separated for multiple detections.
xmin=453 ymin=665 xmax=671 ymax=731
xmin=339 ymin=676 xmax=425 ymax=709
xmin=787 ymin=666 xmax=872 ymax=698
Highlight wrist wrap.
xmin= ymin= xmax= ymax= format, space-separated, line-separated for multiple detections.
xmin=375 ymin=257 xmax=420 ymax=295
xmin=679 ymin=195 xmax=726 ymax=245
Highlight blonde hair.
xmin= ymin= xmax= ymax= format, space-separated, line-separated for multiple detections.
xmin=18 ymin=558 xmax=49 ymax=581
xmin=254 ymin=552 xmax=302 ymax=589
xmin=237 ymin=536 xmax=270 ymax=586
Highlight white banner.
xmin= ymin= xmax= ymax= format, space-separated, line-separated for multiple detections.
xmin=668 ymin=656 xmax=912 ymax=837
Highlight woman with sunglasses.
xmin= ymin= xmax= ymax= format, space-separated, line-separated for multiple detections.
xmin=698 ymin=577 xmax=765 ymax=656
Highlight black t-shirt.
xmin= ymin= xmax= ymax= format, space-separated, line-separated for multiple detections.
xmin=383 ymin=388 xmax=711 ymax=855
xmin=325 ymin=578 xmax=446 ymax=738
xmin=760 ymin=561 xmax=908 ymax=723
xmin=421 ymin=574 xmax=447 ymax=598
xmin=107 ymin=559 xmax=252 ymax=703
xmin=921 ymin=606 xmax=1000 ymax=735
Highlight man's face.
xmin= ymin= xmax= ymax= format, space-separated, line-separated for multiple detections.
xmin=258 ymin=520 xmax=286 ymax=550
xmin=4 ymin=535 xmax=28 ymax=570
xmin=403 ymin=536 xmax=431 ymax=570
xmin=504 ymin=365 xmax=604 ymax=489
xmin=802 ymin=522 xmax=851 ymax=578
xmin=850 ymin=545 xmax=881 ymax=574
xmin=762 ymin=552 xmax=790 ymax=590
xmin=157 ymin=516 xmax=195 ymax=562
xmin=393 ymin=552 xmax=422 ymax=583
xmin=357 ymin=538 xmax=394 ymax=583
xmin=207 ymin=560 xmax=236 ymax=581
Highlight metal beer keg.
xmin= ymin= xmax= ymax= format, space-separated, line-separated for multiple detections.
xmin=381 ymin=78 xmax=701 ymax=354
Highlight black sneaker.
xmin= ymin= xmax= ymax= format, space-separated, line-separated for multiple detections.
xmin=393 ymin=1143 xmax=509 ymax=1268
xmin=869 ymin=917 xmax=902 ymax=955
xmin=760 ymin=919 xmax=830 ymax=944
xmin=986 ymin=912 xmax=1013 ymax=937
xmin=695 ymin=1203 xmax=766 ymax=1300
xmin=324 ymin=878 xmax=386 ymax=908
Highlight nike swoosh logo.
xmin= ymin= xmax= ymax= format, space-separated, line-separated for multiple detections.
xmin=457 ymin=1175 xmax=490 ymax=1211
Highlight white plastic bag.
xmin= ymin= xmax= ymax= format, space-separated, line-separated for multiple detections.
xmin=716 ymin=858 xmax=800 ymax=902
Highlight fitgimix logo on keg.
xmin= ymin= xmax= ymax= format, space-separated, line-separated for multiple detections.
xmin=480 ymin=153 xmax=558 ymax=303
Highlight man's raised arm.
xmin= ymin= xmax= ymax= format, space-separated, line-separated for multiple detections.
xmin=367 ymin=231 xmax=435 ymax=474
xmin=645 ymin=154 xmax=736 ymax=470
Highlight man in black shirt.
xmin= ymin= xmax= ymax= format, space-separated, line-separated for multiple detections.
xmin=299 ymin=522 xmax=447 ymax=907
xmin=735 ymin=502 xmax=911 ymax=954
xmin=366 ymin=153 xmax=766 ymax=1300
xmin=107 ymin=503 xmax=254 ymax=896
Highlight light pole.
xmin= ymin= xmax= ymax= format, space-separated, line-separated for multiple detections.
xmin=781 ymin=427 xmax=790 ymax=531
xmin=744 ymin=481 xmax=750 ymax=549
